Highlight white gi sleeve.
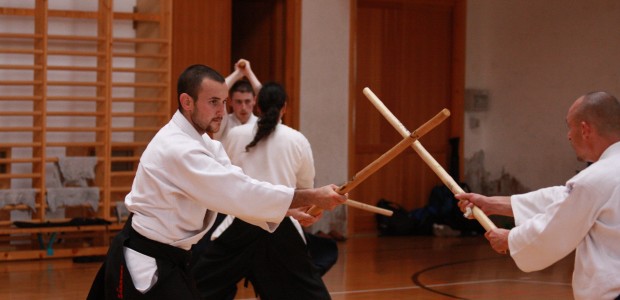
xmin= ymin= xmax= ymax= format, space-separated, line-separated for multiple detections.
xmin=508 ymin=182 xmax=597 ymax=272
xmin=511 ymin=186 xmax=567 ymax=225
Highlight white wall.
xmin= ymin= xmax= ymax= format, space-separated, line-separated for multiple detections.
xmin=300 ymin=0 xmax=350 ymax=187
xmin=465 ymin=0 xmax=620 ymax=190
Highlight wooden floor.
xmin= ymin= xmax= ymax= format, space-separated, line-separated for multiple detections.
xmin=0 ymin=235 xmax=574 ymax=299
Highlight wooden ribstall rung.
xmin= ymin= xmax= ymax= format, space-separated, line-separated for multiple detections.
xmin=1 ymin=8 xmax=165 ymax=20
xmin=48 ymin=9 xmax=97 ymax=19
xmin=48 ymin=34 xmax=104 ymax=42
xmin=110 ymin=171 xmax=135 ymax=177
xmin=109 ymin=186 xmax=131 ymax=193
xmin=46 ymin=127 xmax=105 ymax=132
xmin=113 ymin=37 xmax=169 ymax=44
xmin=0 ymin=64 xmax=43 ymax=70
xmin=0 ymin=7 xmax=34 ymax=16
xmin=46 ymin=9 xmax=164 ymax=22
xmin=113 ymin=52 xmax=167 ymax=59
xmin=0 ymin=202 xmax=40 ymax=211
xmin=0 ymin=80 xmax=43 ymax=85
xmin=112 ymin=67 xmax=167 ymax=73
xmin=48 ymin=65 xmax=106 ymax=72
xmin=45 ymin=156 xmax=104 ymax=163
xmin=45 ymin=141 xmax=104 ymax=148
xmin=110 ymin=156 xmax=140 ymax=162
xmin=0 ymin=173 xmax=41 ymax=179
xmin=0 ymin=157 xmax=41 ymax=164
xmin=46 ymin=96 xmax=105 ymax=102
xmin=112 ymin=142 xmax=149 ymax=147
xmin=111 ymin=126 xmax=160 ymax=132
xmin=5 ymin=247 xmax=108 ymax=261
xmin=0 ymin=32 xmax=42 ymax=39
xmin=0 ymin=142 xmax=42 ymax=148
xmin=112 ymin=82 xmax=167 ymax=88
xmin=0 ymin=246 xmax=111 ymax=261
xmin=47 ymin=81 xmax=105 ymax=87
xmin=0 ymin=127 xmax=42 ymax=132
xmin=0 ymin=95 xmax=43 ymax=101
xmin=0 ymin=224 xmax=124 ymax=235
xmin=0 ymin=48 xmax=43 ymax=55
xmin=111 ymin=97 xmax=166 ymax=102
xmin=114 ymin=12 xmax=162 ymax=22
xmin=0 ymin=111 xmax=42 ymax=116
xmin=111 ymin=112 xmax=167 ymax=117
xmin=46 ymin=111 xmax=105 ymax=117
xmin=47 ymin=50 xmax=106 ymax=57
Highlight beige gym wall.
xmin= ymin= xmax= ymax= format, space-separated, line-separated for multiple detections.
xmin=465 ymin=0 xmax=620 ymax=190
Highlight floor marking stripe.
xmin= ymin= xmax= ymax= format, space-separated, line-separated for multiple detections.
xmin=236 ymin=278 xmax=570 ymax=299
xmin=330 ymin=279 xmax=570 ymax=296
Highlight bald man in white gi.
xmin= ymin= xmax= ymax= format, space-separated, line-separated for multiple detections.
xmin=457 ymin=91 xmax=620 ymax=300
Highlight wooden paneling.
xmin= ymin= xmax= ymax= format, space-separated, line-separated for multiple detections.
xmin=171 ymin=0 xmax=232 ymax=116
xmin=232 ymin=0 xmax=280 ymax=81
xmin=350 ymin=0 xmax=466 ymax=234
xmin=170 ymin=0 xmax=300 ymax=125
xmin=282 ymin=0 xmax=301 ymax=129
xmin=231 ymin=0 xmax=300 ymax=129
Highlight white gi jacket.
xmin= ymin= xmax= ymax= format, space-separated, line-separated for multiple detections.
xmin=509 ymin=141 xmax=620 ymax=300
xmin=125 ymin=111 xmax=293 ymax=251
xmin=212 ymin=112 xmax=258 ymax=142
xmin=212 ymin=122 xmax=315 ymax=241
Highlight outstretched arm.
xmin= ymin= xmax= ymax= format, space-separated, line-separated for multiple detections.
xmin=291 ymin=184 xmax=347 ymax=211
xmin=455 ymin=193 xmax=513 ymax=217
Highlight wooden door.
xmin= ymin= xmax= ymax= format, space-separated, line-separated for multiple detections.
xmin=350 ymin=0 xmax=466 ymax=233
xmin=231 ymin=0 xmax=301 ymax=129
xmin=170 ymin=0 xmax=300 ymax=124
xmin=171 ymin=0 xmax=232 ymax=117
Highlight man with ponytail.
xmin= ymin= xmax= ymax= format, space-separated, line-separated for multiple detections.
xmin=192 ymin=82 xmax=332 ymax=300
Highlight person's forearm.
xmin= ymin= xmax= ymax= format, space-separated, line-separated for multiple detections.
xmin=290 ymin=185 xmax=344 ymax=211
xmin=489 ymin=196 xmax=513 ymax=217
xmin=290 ymin=188 xmax=313 ymax=209
xmin=244 ymin=70 xmax=262 ymax=94
xmin=225 ymin=69 xmax=244 ymax=88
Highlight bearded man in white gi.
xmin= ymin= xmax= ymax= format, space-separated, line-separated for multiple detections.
xmin=456 ymin=91 xmax=620 ymax=300
xmin=87 ymin=64 xmax=346 ymax=300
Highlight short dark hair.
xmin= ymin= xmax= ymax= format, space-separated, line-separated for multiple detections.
xmin=177 ymin=64 xmax=225 ymax=112
xmin=229 ymin=80 xmax=254 ymax=97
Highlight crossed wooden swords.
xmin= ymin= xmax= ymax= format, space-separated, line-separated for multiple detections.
xmin=307 ymin=88 xmax=496 ymax=231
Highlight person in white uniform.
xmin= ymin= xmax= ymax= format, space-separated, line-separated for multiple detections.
xmin=187 ymin=59 xmax=264 ymax=263
xmin=87 ymin=64 xmax=346 ymax=300
xmin=192 ymin=82 xmax=332 ymax=300
xmin=456 ymin=91 xmax=620 ymax=300
xmin=213 ymin=59 xmax=260 ymax=143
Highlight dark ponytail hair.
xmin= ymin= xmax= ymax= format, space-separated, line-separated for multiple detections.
xmin=245 ymin=82 xmax=287 ymax=151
